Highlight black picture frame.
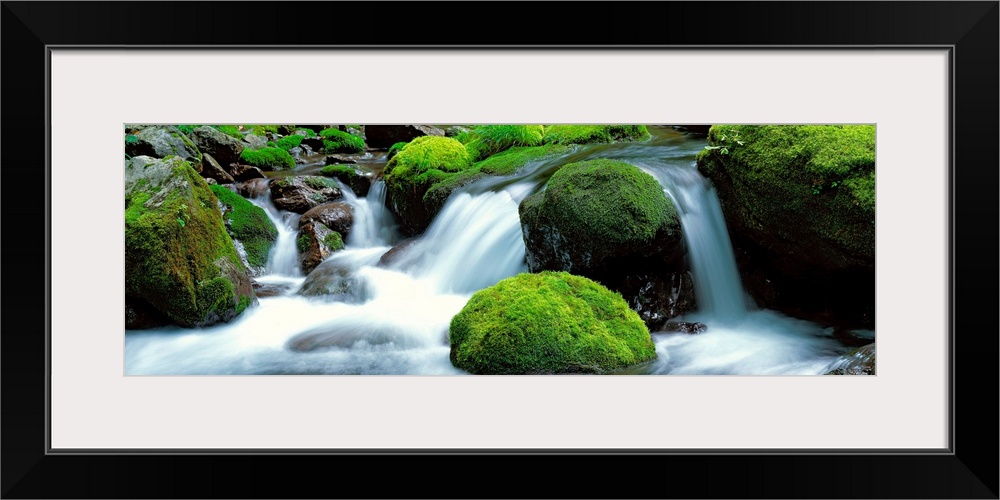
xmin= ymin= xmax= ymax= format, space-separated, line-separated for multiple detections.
xmin=2 ymin=1 xmax=997 ymax=498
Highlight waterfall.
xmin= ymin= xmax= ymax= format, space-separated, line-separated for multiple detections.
xmin=339 ymin=180 xmax=399 ymax=249
xmin=250 ymin=195 xmax=301 ymax=277
xmin=642 ymin=165 xmax=753 ymax=324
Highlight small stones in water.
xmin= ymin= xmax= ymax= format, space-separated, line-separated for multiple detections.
xmin=252 ymin=281 xmax=290 ymax=298
xmin=661 ymin=322 xmax=707 ymax=334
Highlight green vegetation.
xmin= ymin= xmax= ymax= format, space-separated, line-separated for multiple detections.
xmin=304 ymin=176 xmax=337 ymax=190
xmin=293 ymin=128 xmax=317 ymax=138
xmin=542 ymin=125 xmax=650 ymax=145
xmin=271 ymin=134 xmax=304 ymax=151
xmin=463 ymin=125 xmax=545 ymax=161
xmin=323 ymin=231 xmax=345 ymax=252
xmin=125 ymin=157 xmax=251 ymax=327
xmin=386 ymin=141 xmax=409 ymax=161
xmin=209 ymin=185 xmax=278 ymax=269
xmin=246 ymin=124 xmax=280 ymax=136
xmin=521 ymin=159 xmax=679 ymax=246
xmin=319 ymin=128 xmax=365 ymax=153
xmin=239 ymin=146 xmax=296 ymax=170
xmin=211 ymin=125 xmax=243 ymax=138
xmin=449 ymin=271 xmax=656 ymax=374
xmin=177 ymin=125 xmax=198 ymax=134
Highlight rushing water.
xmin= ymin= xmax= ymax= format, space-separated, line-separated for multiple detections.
xmin=125 ymin=127 xmax=863 ymax=375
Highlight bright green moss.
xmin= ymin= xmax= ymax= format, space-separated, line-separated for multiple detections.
xmin=209 ymin=184 xmax=278 ymax=269
xmin=463 ymin=125 xmax=545 ymax=162
xmin=239 ymin=147 xmax=296 ymax=170
xmin=272 ymin=134 xmax=304 ymax=151
xmin=387 ymin=141 xmax=409 ymax=161
xmin=211 ymin=125 xmax=243 ymax=138
xmin=383 ymin=136 xmax=472 ymax=190
xmin=245 ymin=124 xmax=280 ymax=136
xmin=293 ymin=128 xmax=317 ymax=138
xmin=323 ymin=231 xmax=344 ymax=251
xmin=530 ymin=159 xmax=679 ymax=245
xmin=542 ymin=125 xmax=650 ymax=145
xmin=125 ymin=157 xmax=250 ymax=327
xmin=474 ymin=144 xmax=571 ymax=176
xmin=177 ymin=125 xmax=198 ymax=134
xmin=449 ymin=271 xmax=656 ymax=374
xmin=319 ymin=164 xmax=365 ymax=194
xmin=319 ymin=128 xmax=365 ymax=153
xmin=297 ymin=233 xmax=311 ymax=253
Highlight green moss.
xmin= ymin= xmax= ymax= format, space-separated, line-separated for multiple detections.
xmin=235 ymin=293 xmax=253 ymax=314
xmin=272 ymin=134 xmax=304 ymax=151
xmin=209 ymin=184 xmax=278 ymax=269
xmin=320 ymin=164 xmax=358 ymax=179
xmin=211 ymin=125 xmax=243 ymax=138
xmin=463 ymin=125 xmax=545 ymax=162
xmin=293 ymin=128 xmax=317 ymax=138
xmin=449 ymin=271 xmax=656 ymax=374
xmin=297 ymin=233 xmax=311 ymax=253
xmin=475 ymin=144 xmax=571 ymax=176
xmin=245 ymin=124 xmax=280 ymax=136
xmin=177 ymin=125 xmax=198 ymax=134
xmin=239 ymin=147 xmax=296 ymax=170
xmin=125 ymin=158 xmax=250 ymax=326
xmin=530 ymin=159 xmax=678 ymax=245
xmin=542 ymin=125 xmax=650 ymax=145
xmin=387 ymin=141 xmax=409 ymax=161
xmin=323 ymin=231 xmax=345 ymax=251
xmin=319 ymin=128 xmax=365 ymax=153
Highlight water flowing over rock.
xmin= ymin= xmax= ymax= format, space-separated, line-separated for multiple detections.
xmin=299 ymin=202 xmax=353 ymax=237
xmin=824 ymin=343 xmax=875 ymax=375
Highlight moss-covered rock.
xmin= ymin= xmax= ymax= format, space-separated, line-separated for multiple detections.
xmin=239 ymin=146 xmax=296 ymax=171
xmin=125 ymin=126 xmax=202 ymax=166
xmin=209 ymin=184 xmax=278 ymax=275
xmin=297 ymin=221 xmax=345 ymax=274
xmin=320 ymin=164 xmax=370 ymax=196
xmin=271 ymin=134 xmax=305 ymax=152
xmin=319 ymin=128 xmax=366 ymax=153
xmin=542 ymin=125 xmax=650 ymax=145
xmin=125 ymin=156 xmax=255 ymax=328
xmin=269 ymin=175 xmax=343 ymax=214
xmin=519 ymin=159 xmax=683 ymax=275
xmin=696 ymin=125 xmax=875 ymax=326
xmin=386 ymin=141 xmax=408 ymax=162
xmin=463 ymin=125 xmax=545 ymax=161
xmin=382 ymin=136 xmax=473 ymax=234
xmin=449 ymin=271 xmax=656 ymax=374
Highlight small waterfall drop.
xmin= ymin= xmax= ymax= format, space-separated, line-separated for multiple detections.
xmin=250 ymin=194 xmax=301 ymax=277
xmin=643 ymin=165 xmax=753 ymax=324
xmin=340 ymin=180 xmax=399 ymax=248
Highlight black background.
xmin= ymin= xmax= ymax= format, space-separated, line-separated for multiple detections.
xmin=2 ymin=2 xmax=997 ymax=498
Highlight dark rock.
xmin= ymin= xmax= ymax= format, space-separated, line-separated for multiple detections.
xmin=620 ymin=272 xmax=697 ymax=330
xmin=252 ymin=281 xmax=290 ymax=298
xmin=237 ymin=178 xmax=270 ymax=198
xmin=377 ymin=237 xmax=421 ymax=267
xmin=301 ymin=136 xmax=325 ymax=151
xmin=672 ymin=125 xmax=712 ymax=135
xmin=125 ymin=126 xmax=201 ymax=163
xmin=324 ymin=154 xmax=358 ymax=165
xmin=270 ymin=176 xmax=343 ymax=214
xmin=125 ymin=297 xmax=172 ymax=330
xmin=200 ymin=153 xmax=235 ymax=184
xmin=189 ymin=126 xmax=245 ymax=166
xmin=364 ymin=125 xmax=445 ymax=149
xmin=661 ymin=322 xmax=708 ymax=334
xmin=297 ymin=221 xmax=345 ymax=274
xmin=299 ymin=202 xmax=353 ymax=236
xmin=229 ymin=163 xmax=266 ymax=181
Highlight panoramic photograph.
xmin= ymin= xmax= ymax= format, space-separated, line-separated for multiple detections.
xmin=124 ymin=124 xmax=876 ymax=375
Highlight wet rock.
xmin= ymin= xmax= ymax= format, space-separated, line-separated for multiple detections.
xmin=377 ymin=237 xmax=420 ymax=267
xmin=299 ymin=202 xmax=353 ymax=236
xmin=189 ymin=126 xmax=245 ymax=166
xmin=229 ymin=163 xmax=266 ymax=181
xmin=297 ymin=259 xmax=363 ymax=301
xmin=671 ymin=125 xmax=711 ymax=135
xmin=824 ymin=343 xmax=876 ymax=375
xmin=364 ymin=125 xmax=445 ymax=149
xmin=270 ymin=176 xmax=342 ymax=214
xmin=286 ymin=323 xmax=410 ymax=351
xmin=237 ymin=177 xmax=270 ymax=198
xmin=125 ymin=297 xmax=172 ymax=330
xmin=324 ymin=154 xmax=359 ymax=165
xmin=244 ymin=134 xmax=268 ymax=150
xmin=297 ymin=221 xmax=345 ymax=274
xmin=661 ymin=322 xmax=707 ymax=334
xmin=252 ymin=281 xmax=290 ymax=298
xmin=621 ymin=272 xmax=697 ymax=330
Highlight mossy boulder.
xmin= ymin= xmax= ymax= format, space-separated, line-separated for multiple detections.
xmin=519 ymin=159 xmax=683 ymax=276
xmin=541 ymin=125 xmax=650 ymax=145
xmin=125 ymin=156 xmax=255 ymax=328
xmin=297 ymin=221 xmax=345 ymax=274
xmin=209 ymin=184 xmax=278 ymax=276
xmin=318 ymin=128 xmax=366 ymax=153
xmin=239 ymin=146 xmax=296 ymax=171
xmin=382 ymin=136 xmax=473 ymax=235
xmin=269 ymin=176 xmax=343 ymax=214
xmin=519 ymin=159 xmax=690 ymax=328
xmin=696 ymin=125 xmax=875 ymax=326
xmin=189 ymin=126 xmax=245 ymax=166
xmin=125 ymin=126 xmax=201 ymax=165
xmin=449 ymin=271 xmax=656 ymax=374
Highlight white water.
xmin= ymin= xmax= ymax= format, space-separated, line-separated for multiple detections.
xmin=126 ymin=129 xmax=865 ymax=376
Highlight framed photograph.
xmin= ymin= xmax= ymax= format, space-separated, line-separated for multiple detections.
xmin=3 ymin=2 xmax=996 ymax=498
